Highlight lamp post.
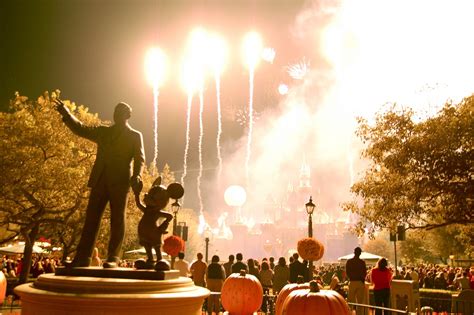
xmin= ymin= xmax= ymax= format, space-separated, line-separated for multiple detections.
xmin=204 ymin=228 xmax=212 ymax=264
xmin=170 ymin=199 xmax=180 ymax=269
xmin=305 ymin=197 xmax=315 ymax=237
xmin=305 ymin=196 xmax=316 ymax=277
xmin=171 ymin=200 xmax=181 ymax=235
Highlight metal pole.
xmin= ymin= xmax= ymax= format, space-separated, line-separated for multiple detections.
xmin=171 ymin=213 xmax=178 ymax=269
xmin=394 ymin=238 xmax=398 ymax=278
xmin=205 ymin=237 xmax=210 ymax=264
xmin=173 ymin=213 xmax=178 ymax=235
xmin=308 ymin=213 xmax=313 ymax=279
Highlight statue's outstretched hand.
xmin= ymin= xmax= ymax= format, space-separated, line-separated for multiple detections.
xmin=131 ymin=175 xmax=143 ymax=195
xmin=53 ymin=99 xmax=68 ymax=116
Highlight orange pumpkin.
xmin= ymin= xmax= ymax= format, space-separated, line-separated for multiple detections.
xmin=297 ymin=238 xmax=324 ymax=261
xmin=162 ymin=235 xmax=184 ymax=257
xmin=282 ymin=281 xmax=350 ymax=315
xmin=275 ymin=282 xmax=310 ymax=315
xmin=221 ymin=270 xmax=263 ymax=315
xmin=0 ymin=271 xmax=6 ymax=304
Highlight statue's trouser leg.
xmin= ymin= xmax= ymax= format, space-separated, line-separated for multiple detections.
xmin=74 ymin=182 xmax=109 ymax=266
xmin=107 ymin=185 xmax=128 ymax=263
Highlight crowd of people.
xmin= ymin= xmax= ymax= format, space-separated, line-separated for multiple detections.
xmin=2 ymin=249 xmax=473 ymax=314
xmin=173 ymin=249 xmax=474 ymax=315
xmin=1 ymin=255 xmax=59 ymax=279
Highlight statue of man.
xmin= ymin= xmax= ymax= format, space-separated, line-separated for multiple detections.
xmin=54 ymin=99 xmax=145 ymax=268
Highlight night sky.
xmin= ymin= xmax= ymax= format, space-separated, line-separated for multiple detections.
xmin=1 ymin=0 xmax=310 ymax=172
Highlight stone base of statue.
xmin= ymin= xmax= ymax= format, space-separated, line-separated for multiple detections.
xmin=15 ymin=269 xmax=210 ymax=315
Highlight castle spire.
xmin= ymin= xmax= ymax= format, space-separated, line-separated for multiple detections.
xmin=299 ymin=154 xmax=311 ymax=190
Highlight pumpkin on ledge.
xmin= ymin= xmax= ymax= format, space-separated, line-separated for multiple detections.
xmin=281 ymin=281 xmax=350 ymax=315
xmin=275 ymin=277 xmax=310 ymax=315
xmin=221 ymin=269 xmax=263 ymax=315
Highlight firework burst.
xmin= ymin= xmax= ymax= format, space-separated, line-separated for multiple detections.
xmin=287 ymin=57 xmax=310 ymax=80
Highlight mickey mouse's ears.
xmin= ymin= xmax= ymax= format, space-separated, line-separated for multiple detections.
xmin=167 ymin=183 xmax=184 ymax=199
xmin=152 ymin=177 xmax=162 ymax=187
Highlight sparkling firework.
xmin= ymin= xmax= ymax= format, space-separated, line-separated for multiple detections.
xmin=180 ymin=94 xmax=193 ymax=186
xmin=242 ymin=32 xmax=263 ymax=182
xmin=151 ymin=88 xmax=159 ymax=171
xmin=197 ymin=89 xmax=204 ymax=215
xmin=236 ymin=107 xmax=260 ymax=127
xmin=287 ymin=57 xmax=310 ymax=80
xmin=208 ymin=34 xmax=227 ymax=180
xmin=261 ymin=47 xmax=276 ymax=63
xmin=245 ymin=72 xmax=254 ymax=183
xmin=215 ymin=75 xmax=223 ymax=179
xmin=144 ymin=48 xmax=166 ymax=169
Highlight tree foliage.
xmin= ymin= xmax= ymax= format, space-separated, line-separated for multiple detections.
xmin=363 ymin=236 xmax=393 ymax=261
xmin=0 ymin=91 xmax=100 ymax=282
xmin=343 ymin=95 xmax=473 ymax=237
xmin=398 ymin=226 xmax=470 ymax=264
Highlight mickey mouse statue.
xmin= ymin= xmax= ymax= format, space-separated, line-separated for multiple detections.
xmin=132 ymin=176 xmax=184 ymax=271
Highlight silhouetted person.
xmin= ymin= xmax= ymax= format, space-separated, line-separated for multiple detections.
xmin=55 ymin=100 xmax=145 ymax=268
xmin=190 ymin=253 xmax=207 ymax=287
xmin=206 ymin=255 xmax=226 ymax=315
xmin=231 ymin=253 xmax=248 ymax=274
xmin=289 ymin=253 xmax=306 ymax=283
xmin=346 ymin=247 xmax=367 ymax=315
xmin=174 ymin=252 xmax=190 ymax=277
xmin=223 ymin=254 xmax=235 ymax=278
xmin=370 ymin=258 xmax=392 ymax=315
xmin=269 ymin=256 xmax=275 ymax=270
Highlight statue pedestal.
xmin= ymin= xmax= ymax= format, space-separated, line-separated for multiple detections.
xmin=15 ymin=272 xmax=209 ymax=315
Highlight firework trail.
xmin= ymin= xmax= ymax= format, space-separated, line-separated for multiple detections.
xmin=180 ymin=93 xmax=193 ymax=186
xmin=215 ymin=75 xmax=223 ymax=180
xmin=197 ymin=89 xmax=204 ymax=215
xmin=152 ymin=87 xmax=159 ymax=173
xmin=245 ymin=68 xmax=255 ymax=182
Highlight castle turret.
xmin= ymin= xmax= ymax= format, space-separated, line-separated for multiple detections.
xmin=298 ymin=155 xmax=311 ymax=195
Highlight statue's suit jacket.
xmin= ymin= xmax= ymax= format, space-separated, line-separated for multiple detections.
xmin=61 ymin=112 xmax=145 ymax=188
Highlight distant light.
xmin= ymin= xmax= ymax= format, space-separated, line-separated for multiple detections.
xmin=278 ymin=83 xmax=289 ymax=95
xmin=224 ymin=185 xmax=247 ymax=207
xmin=261 ymin=47 xmax=276 ymax=64
xmin=144 ymin=47 xmax=167 ymax=88
xmin=242 ymin=31 xmax=263 ymax=69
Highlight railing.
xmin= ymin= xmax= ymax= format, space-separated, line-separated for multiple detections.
xmin=348 ymin=302 xmax=412 ymax=314
xmin=203 ymin=293 xmax=412 ymax=314
xmin=202 ymin=293 xmax=473 ymax=315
